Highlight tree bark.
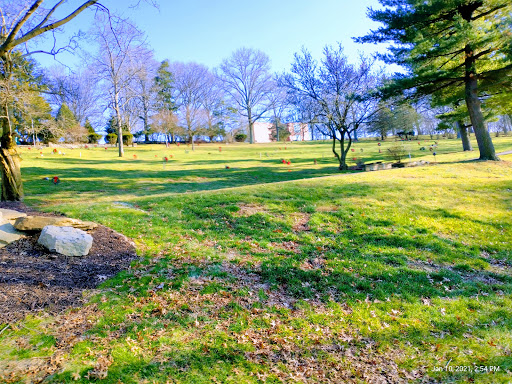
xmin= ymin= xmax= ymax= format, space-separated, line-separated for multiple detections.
xmin=0 ymin=111 xmax=23 ymax=201
xmin=331 ymin=136 xmax=341 ymax=169
xmin=114 ymin=91 xmax=124 ymax=157
xmin=464 ymin=44 xmax=498 ymax=160
xmin=455 ymin=120 xmax=472 ymax=151
xmin=505 ymin=115 xmax=512 ymax=134
xmin=338 ymin=130 xmax=350 ymax=171
xmin=247 ymin=106 xmax=254 ymax=144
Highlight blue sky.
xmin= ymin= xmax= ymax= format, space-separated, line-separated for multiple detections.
xmin=36 ymin=0 xmax=389 ymax=73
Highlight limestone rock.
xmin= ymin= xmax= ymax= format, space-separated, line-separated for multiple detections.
xmin=0 ymin=222 xmax=24 ymax=248
xmin=14 ymin=216 xmax=98 ymax=231
xmin=38 ymin=225 xmax=93 ymax=256
xmin=0 ymin=208 xmax=27 ymax=221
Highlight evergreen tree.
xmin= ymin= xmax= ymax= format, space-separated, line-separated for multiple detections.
xmin=154 ymin=60 xmax=176 ymax=112
xmin=105 ymin=115 xmax=118 ymax=135
xmin=85 ymin=118 xmax=101 ymax=144
xmin=357 ymin=0 xmax=512 ymax=160
xmin=56 ymin=103 xmax=77 ymax=126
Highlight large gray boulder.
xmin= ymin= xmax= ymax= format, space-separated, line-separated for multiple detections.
xmin=38 ymin=225 xmax=93 ymax=256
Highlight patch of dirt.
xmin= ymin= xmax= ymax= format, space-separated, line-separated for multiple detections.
xmin=292 ymin=213 xmax=310 ymax=232
xmin=406 ymin=260 xmax=444 ymax=273
xmin=270 ymin=240 xmax=302 ymax=254
xmin=235 ymin=203 xmax=269 ymax=217
xmin=316 ymin=205 xmax=338 ymax=212
xmin=0 ymin=202 xmax=137 ymax=324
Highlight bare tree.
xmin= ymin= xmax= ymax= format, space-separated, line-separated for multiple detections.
xmin=0 ymin=1 xmax=107 ymax=200
xmin=199 ymin=71 xmax=227 ymax=141
xmin=218 ymin=47 xmax=273 ymax=144
xmin=171 ymin=61 xmax=210 ymax=149
xmin=267 ymin=77 xmax=290 ymax=141
xmin=151 ymin=108 xmax=181 ymax=142
xmin=282 ymin=45 xmax=379 ymax=170
xmin=132 ymin=56 xmax=159 ymax=142
xmin=90 ymin=14 xmax=150 ymax=156
xmin=0 ymin=1 xmax=157 ymax=199
xmin=47 ymin=67 xmax=100 ymax=125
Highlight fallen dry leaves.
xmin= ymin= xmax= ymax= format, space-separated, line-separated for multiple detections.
xmin=1 ymin=253 xmax=425 ymax=383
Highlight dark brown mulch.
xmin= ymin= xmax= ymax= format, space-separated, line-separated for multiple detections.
xmin=0 ymin=202 xmax=137 ymax=324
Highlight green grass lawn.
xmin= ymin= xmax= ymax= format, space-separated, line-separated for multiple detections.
xmin=1 ymin=135 xmax=512 ymax=383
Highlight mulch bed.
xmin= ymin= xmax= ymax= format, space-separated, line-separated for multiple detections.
xmin=0 ymin=202 xmax=137 ymax=324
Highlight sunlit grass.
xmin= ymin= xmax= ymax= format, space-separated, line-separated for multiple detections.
xmin=0 ymin=136 xmax=511 ymax=383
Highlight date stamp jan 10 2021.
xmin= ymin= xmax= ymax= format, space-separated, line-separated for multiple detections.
xmin=432 ymin=362 xmax=501 ymax=374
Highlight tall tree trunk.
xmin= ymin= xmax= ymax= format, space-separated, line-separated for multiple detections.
xmin=339 ymin=140 xmax=348 ymax=170
xmin=337 ymin=128 xmax=350 ymax=171
xmin=186 ymin=107 xmax=194 ymax=151
xmin=505 ymin=115 xmax=512 ymax=134
xmin=247 ymin=106 xmax=254 ymax=144
xmin=340 ymin=132 xmax=353 ymax=171
xmin=142 ymin=95 xmax=150 ymax=143
xmin=0 ymin=107 xmax=23 ymax=201
xmin=0 ymin=55 xmax=23 ymax=201
xmin=331 ymin=136 xmax=341 ymax=169
xmin=464 ymin=44 xmax=498 ymax=160
xmin=114 ymin=92 xmax=124 ymax=157
xmin=455 ymin=120 xmax=472 ymax=151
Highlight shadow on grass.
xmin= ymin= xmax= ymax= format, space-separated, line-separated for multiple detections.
xmin=22 ymin=164 xmax=341 ymax=198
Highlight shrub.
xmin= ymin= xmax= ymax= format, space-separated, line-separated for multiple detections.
xmin=88 ymin=132 xmax=102 ymax=144
xmin=387 ymin=144 xmax=407 ymax=163
xmin=123 ymin=132 xmax=134 ymax=145
xmin=234 ymin=133 xmax=247 ymax=142
xmin=105 ymin=133 xmax=118 ymax=144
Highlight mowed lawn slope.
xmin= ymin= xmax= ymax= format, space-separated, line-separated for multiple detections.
xmin=1 ymin=138 xmax=511 ymax=383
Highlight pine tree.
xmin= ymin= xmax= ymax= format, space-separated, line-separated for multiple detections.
xmin=85 ymin=118 xmax=101 ymax=144
xmin=357 ymin=0 xmax=512 ymax=160
xmin=56 ymin=103 xmax=77 ymax=126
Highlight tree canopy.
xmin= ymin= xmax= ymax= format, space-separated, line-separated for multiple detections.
xmin=357 ymin=0 xmax=512 ymax=160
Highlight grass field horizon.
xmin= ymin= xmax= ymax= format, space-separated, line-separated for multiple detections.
xmin=1 ymin=136 xmax=511 ymax=383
